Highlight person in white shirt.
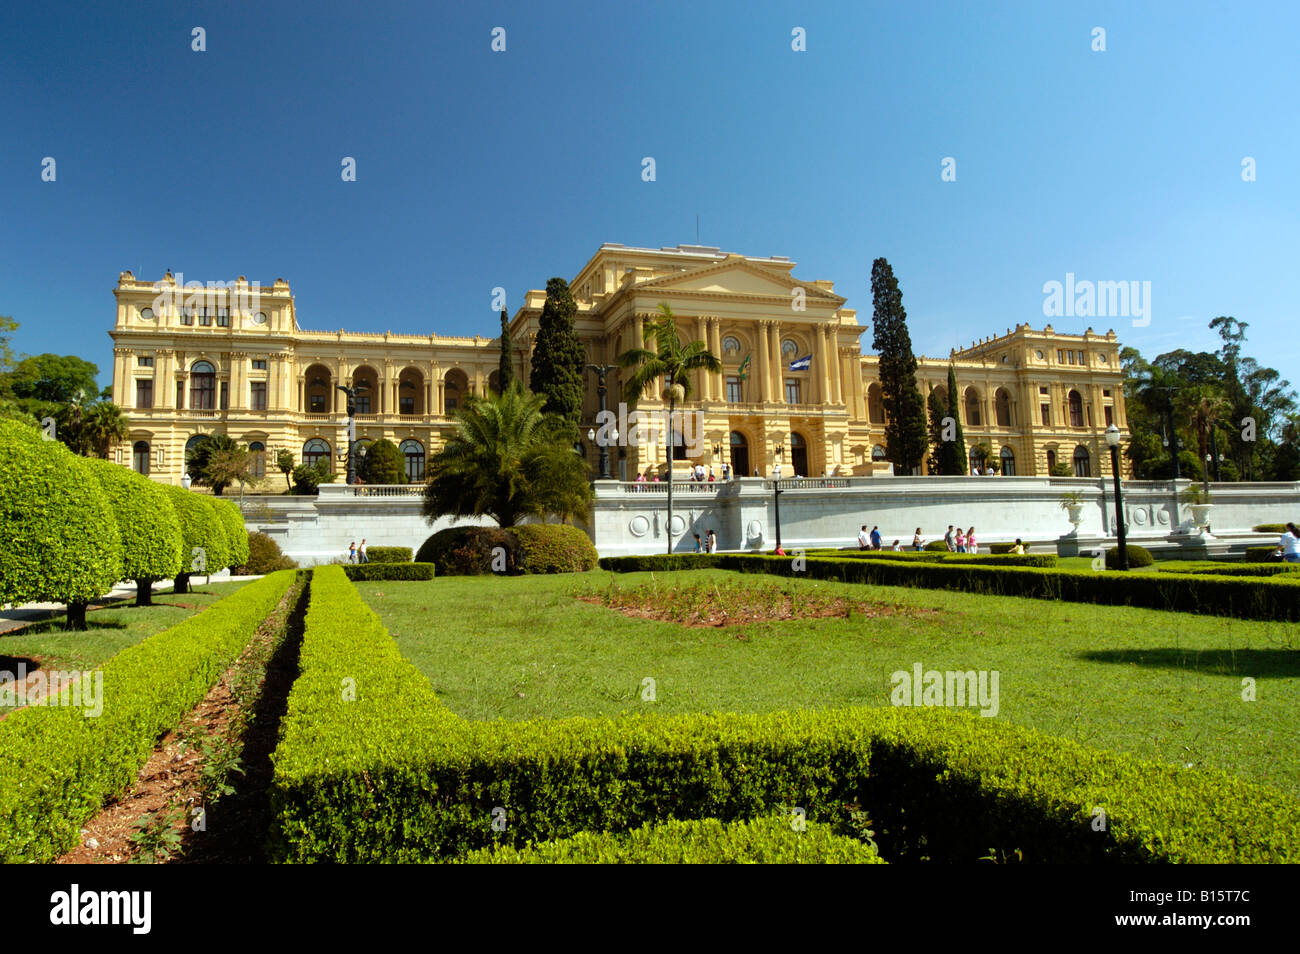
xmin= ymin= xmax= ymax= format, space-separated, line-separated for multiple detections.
xmin=1280 ymin=524 xmax=1300 ymax=563
xmin=857 ymin=525 xmax=871 ymax=550
xmin=772 ymin=463 xmax=782 ymax=479
xmin=891 ymin=539 xmax=903 ymax=551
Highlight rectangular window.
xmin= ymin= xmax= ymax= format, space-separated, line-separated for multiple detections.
xmin=1057 ymin=349 xmax=1064 ymax=363
xmin=1038 ymin=386 xmax=1048 ymax=395
xmin=784 ymin=379 xmax=801 ymax=404
xmin=181 ymin=308 xmax=194 ymax=326
xmin=726 ymin=376 xmax=743 ymax=403
xmin=1103 ymin=389 xmax=1111 ymax=398
xmin=1078 ymin=351 xmax=1086 ymax=364
xmin=251 ymin=359 xmax=268 ymax=370
xmin=137 ymin=355 xmax=154 ymax=367
xmin=310 ymin=394 xmax=326 ymax=413
xmin=1104 ymin=405 xmax=1113 ymax=426
xmin=400 ymin=396 xmax=415 ymax=415
xmin=199 ymin=309 xmax=211 ymax=327
xmin=446 ymin=397 xmax=458 ymax=411
xmin=1040 ymin=404 xmax=1051 ymax=426
xmin=1067 ymin=351 xmax=1075 ymax=365
xmin=356 ymin=395 xmax=372 ymax=414
xmin=135 ymin=379 xmax=153 ymax=408
xmin=217 ymin=309 xmax=229 ymax=327
xmin=176 ymin=381 xmax=185 ymax=408
xmin=250 ymin=381 xmax=267 ymax=411
xmin=219 ymin=381 xmax=229 ymax=410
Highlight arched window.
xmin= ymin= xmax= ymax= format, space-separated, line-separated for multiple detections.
xmin=964 ymin=387 xmax=982 ymax=426
xmin=1000 ymin=446 xmax=1016 ymax=476
xmin=1046 ymin=449 xmax=1057 ymax=473
xmin=1068 ymin=390 xmax=1084 ymax=427
xmin=400 ymin=439 xmax=425 ymax=482
xmin=190 ymin=361 xmax=216 ymax=410
xmin=729 ymin=431 xmax=750 ymax=476
xmin=249 ymin=441 xmax=265 ymax=478
xmin=1073 ymin=445 xmax=1091 ymax=478
xmin=133 ymin=440 xmax=150 ymax=476
xmin=867 ymin=383 xmax=886 ymax=425
xmin=994 ymin=388 xmax=1012 ymax=427
xmin=789 ymin=431 xmax=808 ymax=477
xmin=781 ymin=338 xmax=799 ymax=358
xmin=302 ymin=438 xmax=330 ymax=468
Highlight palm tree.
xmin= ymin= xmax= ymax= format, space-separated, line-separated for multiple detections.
xmin=1178 ymin=384 xmax=1230 ymax=474
xmin=618 ymin=303 xmax=722 ymax=553
xmin=81 ymin=401 xmax=130 ymax=458
xmin=422 ymin=381 xmax=592 ymax=527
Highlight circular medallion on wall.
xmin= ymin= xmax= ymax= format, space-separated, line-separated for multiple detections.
xmin=252 ymin=311 xmax=268 ymax=325
xmin=1156 ymin=510 xmax=1170 ymax=526
xmin=140 ymin=307 xmax=154 ymax=321
xmin=1131 ymin=508 xmax=1149 ymax=527
xmin=669 ymin=514 xmax=686 ymax=535
xmin=746 ymin=519 xmax=763 ymax=540
xmin=629 ymin=515 xmax=650 ymax=537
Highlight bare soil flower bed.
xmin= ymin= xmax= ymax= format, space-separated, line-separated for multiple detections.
xmin=577 ymin=579 xmax=943 ymax=628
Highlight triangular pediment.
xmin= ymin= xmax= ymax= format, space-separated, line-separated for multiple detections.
xmin=636 ymin=258 xmax=845 ymax=304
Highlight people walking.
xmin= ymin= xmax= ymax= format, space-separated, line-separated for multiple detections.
xmin=693 ymin=533 xmax=703 ymax=552
xmin=870 ymin=525 xmax=883 ymax=550
xmin=912 ymin=528 xmax=924 ymax=551
xmin=1010 ymin=538 xmax=1026 ymax=554
xmin=707 ymin=529 xmax=717 ymax=553
xmin=358 ymin=539 xmax=369 ymax=564
xmin=858 ymin=525 xmax=871 ymax=550
xmin=944 ymin=525 xmax=956 ymax=551
xmin=955 ymin=528 xmax=966 ymax=553
xmin=966 ymin=526 xmax=978 ymax=555
xmin=348 ymin=541 xmax=356 ymax=563
xmin=1281 ymin=523 xmax=1300 ymax=563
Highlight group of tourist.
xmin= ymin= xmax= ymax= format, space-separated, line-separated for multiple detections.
xmin=854 ymin=524 xmax=1030 ymax=554
xmin=347 ymin=539 xmax=369 ymax=563
xmin=693 ymin=529 xmax=718 ymax=553
xmin=632 ymin=463 xmax=733 ymax=484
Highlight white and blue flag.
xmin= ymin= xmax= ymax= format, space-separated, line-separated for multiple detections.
xmin=788 ymin=354 xmax=812 ymax=372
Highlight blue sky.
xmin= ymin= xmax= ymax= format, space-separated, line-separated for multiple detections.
xmin=2 ymin=0 xmax=1297 ymax=391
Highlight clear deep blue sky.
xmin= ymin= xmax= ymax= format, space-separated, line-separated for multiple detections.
xmin=2 ymin=1 xmax=1297 ymax=391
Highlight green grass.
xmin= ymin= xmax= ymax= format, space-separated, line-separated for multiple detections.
xmin=357 ymin=569 xmax=1300 ymax=798
xmin=0 ymin=580 xmax=253 ymax=711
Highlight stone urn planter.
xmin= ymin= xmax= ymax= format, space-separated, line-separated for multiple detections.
xmin=1190 ymin=503 xmax=1213 ymax=534
xmin=1066 ymin=504 xmax=1084 ymax=533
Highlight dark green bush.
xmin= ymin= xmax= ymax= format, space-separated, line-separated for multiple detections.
xmin=457 ymin=816 xmax=884 ymax=864
xmin=597 ymin=554 xmax=723 ymax=572
xmin=342 ymin=562 xmax=435 ymax=581
xmin=240 ymin=532 xmax=298 ymax=575
xmin=1106 ymin=544 xmax=1153 ymax=570
xmin=924 ymin=540 xmax=949 ymax=552
xmin=358 ymin=438 xmax=406 ymax=485
xmin=1245 ymin=546 xmax=1281 ymax=563
xmin=83 ymin=457 xmax=182 ymax=595
xmin=162 ymin=486 xmax=231 ymax=591
xmin=268 ymin=566 xmax=1300 ymax=864
xmin=366 ymin=546 xmax=413 ymax=564
xmin=212 ymin=498 xmax=249 ymax=569
xmin=416 ymin=526 xmax=518 ymax=575
xmin=513 ymin=524 xmax=598 ymax=573
xmin=0 ymin=570 xmax=297 ymax=862
xmin=1253 ymin=524 xmax=1288 ymax=534
xmin=1156 ymin=562 xmax=1300 ymax=578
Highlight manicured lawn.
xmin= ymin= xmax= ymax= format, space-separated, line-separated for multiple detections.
xmin=357 ymin=569 xmax=1300 ymax=797
xmin=0 ymin=579 xmax=254 ymax=711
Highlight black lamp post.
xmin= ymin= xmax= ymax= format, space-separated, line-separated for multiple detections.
xmin=1105 ymin=424 xmax=1128 ymax=570
xmin=335 ymin=382 xmax=368 ymax=485
xmin=773 ymin=479 xmax=784 ymax=552
xmin=586 ymin=363 xmax=618 ymax=480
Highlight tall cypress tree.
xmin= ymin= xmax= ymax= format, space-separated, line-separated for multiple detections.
xmin=529 ymin=278 xmax=584 ymax=424
xmin=939 ymin=364 xmax=967 ymax=474
xmin=498 ymin=308 xmax=515 ymax=393
xmin=869 ymin=258 xmax=929 ymax=474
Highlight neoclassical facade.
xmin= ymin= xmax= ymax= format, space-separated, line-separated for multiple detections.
xmin=107 ymin=244 xmax=1128 ymax=485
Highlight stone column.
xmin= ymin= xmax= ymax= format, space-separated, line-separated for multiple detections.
xmin=229 ymin=352 xmax=246 ymax=410
xmin=829 ymin=329 xmax=843 ymax=404
xmin=756 ymin=321 xmax=771 ymax=403
xmin=695 ymin=316 xmax=708 ymax=401
xmin=770 ymin=320 xmax=783 ymax=403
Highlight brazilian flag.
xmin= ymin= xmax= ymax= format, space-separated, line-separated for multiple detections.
xmin=737 ymin=352 xmax=751 ymax=380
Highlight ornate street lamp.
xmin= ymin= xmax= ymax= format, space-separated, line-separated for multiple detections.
xmin=180 ymin=473 xmax=192 ymax=490
xmin=335 ymin=382 xmax=369 ymax=485
xmin=1105 ymin=424 xmax=1127 ymax=571
xmin=586 ymin=364 xmax=618 ymax=480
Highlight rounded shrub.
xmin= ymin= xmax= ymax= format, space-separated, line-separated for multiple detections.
xmin=240 ymin=532 xmax=298 ymax=574
xmin=84 ymin=457 xmax=183 ymax=605
xmin=513 ymin=524 xmax=598 ymax=573
xmin=1245 ymin=546 xmax=1281 ymax=563
xmin=415 ymin=526 xmax=519 ymax=575
xmin=1106 ymin=544 xmax=1153 ymax=569
xmin=924 ymin=540 xmax=949 ymax=552
xmin=162 ymin=485 xmax=232 ymax=591
xmin=0 ymin=420 xmax=123 ymax=628
xmin=212 ymin=498 xmax=249 ymax=569
xmin=1253 ymin=523 xmax=1288 ymax=534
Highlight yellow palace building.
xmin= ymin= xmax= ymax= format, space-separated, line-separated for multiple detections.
xmin=107 ymin=243 xmax=1128 ymax=484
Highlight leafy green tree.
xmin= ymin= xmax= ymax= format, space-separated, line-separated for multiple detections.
xmin=206 ymin=444 xmax=259 ymax=497
xmin=619 ymin=302 xmax=722 ymax=552
xmin=529 ymin=277 xmax=585 ymax=425
xmin=291 ymin=459 xmax=336 ymax=494
xmin=7 ymin=353 xmax=99 ymax=405
xmin=869 ymin=259 xmax=929 ymax=475
xmin=498 ymin=308 xmax=515 ymax=393
xmin=185 ymin=433 xmax=241 ymax=494
xmin=211 ymin=499 xmax=249 ymax=569
xmin=56 ymin=400 xmax=129 ymax=458
xmin=359 ymin=438 xmax=406 ymax=484
xmin=422 ymin=381 xmax=594 ymax=527
xmin=84 ymin=458 xmax=183 ymax=606
xmin=276 ymin=449 xmax=295 ymax=491
xmin=0 ymin=420 xmax=123 ymax=630
xmin=927 ymin=364 xmax=967 ymax=475
xmin=162 ymin=485 xmax=230 ymax=593
xmin=0 ymin=314 xmax=17 ymax=374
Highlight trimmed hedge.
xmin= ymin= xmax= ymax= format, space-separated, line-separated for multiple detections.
xmin=268 ymin=566 xmax=1300 ymax=863
xmin=598 ymin=553 xmax=1300 ymax=622
xmin=1245 ymin=546 xmax=1282 ymax=563
xmin=457 ymin=816 xmax=884 ymax=864
xmin=1253 ymin=524 xmax=1288 ymax=533
xmin=415 ymin=525 xmax=596 ymax=575
xmin=163 ymin=485 xmax=230 ymax=587
xmin=342 ymin=562 xmax=435 ymax=581
xmin=83 ymin=458 xmax=183 ymax=588
xmin=1156 ymin=561 xmax=1300 ymax=578
xmin=0 ymin=570 xmax=297 ymax=862
xmin=366 ymin=546 xmax=413 ymax=564
xmin=513 ymin=524 xmax=599 ymax=573
xmin=806 ymin=549 xmax=1056 ymax=569
xmin=212 ymin=498 xmax=249 ymax=570
xmin=1106 ymin=544 xmax=1153 ymax=569
xmin=0 ymin=419 xmax=123 ymax=609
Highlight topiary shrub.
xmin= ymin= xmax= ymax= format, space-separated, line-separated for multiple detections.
xmin=84 ymin=458 xmax=183 ymax=606
xmin=1245 ymin=546 xmax=1281 ymax=563
xmin=0 ymin=421 xmax=123 ymax=629
xmin=415 ymin=526 xmax=520 ymax=576
xmin=513 ymin=524 xmax=598 ymax=573
xmin=239 ymin=532 xmax=298 ymax=575
xmin=366 ymin=546 xmax=413 ymax=564
xmin=1104 ymin=544 xmax=1153 ymax=569
xmin=212 ymin=499 xmax=249 ymax=570
xmin=342 ymin=563 xmax=435 ymax=581
xmin=924 ymin=540 xmax=949 ymax=552
xmin=162 ymin=485 xmax=231 ymax=593
xmin=359 ymin=439 xmax=406 ymax=485
xmin=1253 ymin=524 xmax=1288 ymax=534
